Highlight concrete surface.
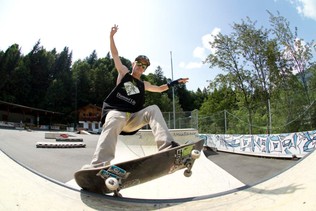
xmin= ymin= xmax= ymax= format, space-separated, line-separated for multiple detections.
xmin=0 ymin=129 xmax=313 ymax=210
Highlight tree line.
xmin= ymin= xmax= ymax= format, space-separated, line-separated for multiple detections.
xmin=0 ymin=41 xmax=205 ymax=126
xmin=0 ymin=11 xmax=315 ymax=134
xmin=200 ymin=11 xmax=316 ymax=134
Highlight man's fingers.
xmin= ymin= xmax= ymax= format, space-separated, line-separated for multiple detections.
xmin=179 ymin=78 xmax=189 ymax=83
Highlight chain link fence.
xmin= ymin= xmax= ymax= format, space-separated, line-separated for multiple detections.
xmin=159 ymin=100 xmax=316 ymax=134
xmin=142 ymin=110 xmax=199 ymax=130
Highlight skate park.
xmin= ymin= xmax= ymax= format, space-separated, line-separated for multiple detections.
xmin=1 ymin=128 xmax=315 ymax=210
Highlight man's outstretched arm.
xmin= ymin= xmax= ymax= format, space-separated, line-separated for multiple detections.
xmin=144 ymin=78 xmax=189 ymax=93
xmin=109 ymin=24 xmax=129 ymax=84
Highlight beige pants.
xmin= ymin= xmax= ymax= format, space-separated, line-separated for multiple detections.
xmin=91 ymin=105 xmax=174 ymax=166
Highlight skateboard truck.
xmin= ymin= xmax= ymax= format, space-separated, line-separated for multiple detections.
xmin=173 ymin=147 xmax=201 ymax=177
xmin=184 ymin=149 xmax=201 ymax=177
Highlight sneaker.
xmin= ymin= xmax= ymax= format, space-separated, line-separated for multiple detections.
xmin=171 ymin=141 xmax=180 ymax=148
xmin=81 ymin=162 xmax=109 ymax=170
xmin=81 ymin=164 xmax=94 ymax=170
xmin=159 ymin=141 xmax=181 ymax=151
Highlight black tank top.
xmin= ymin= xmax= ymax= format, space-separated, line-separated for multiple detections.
xmin=101 ymin=73 xmax=145 ymax=125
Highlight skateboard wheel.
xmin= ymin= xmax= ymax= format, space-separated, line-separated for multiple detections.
xmin=105 ymin=177 xmax=119 ymax=191
xmin=191 ymin=150 xmax=201 ymax=159
xmin=184 ymin=169 xmax=192 ymax=177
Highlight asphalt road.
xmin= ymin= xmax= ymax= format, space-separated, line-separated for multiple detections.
xmin=0 ymin=128 xmax=298 ymax=185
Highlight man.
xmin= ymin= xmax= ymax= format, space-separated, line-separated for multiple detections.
xmin=85 ymin=24 xmax=189 ymax=169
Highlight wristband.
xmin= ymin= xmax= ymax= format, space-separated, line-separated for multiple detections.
xmin=167 ymin=78 xmax=182 ymax=88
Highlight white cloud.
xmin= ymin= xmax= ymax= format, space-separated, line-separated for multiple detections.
xmin=179 ymin=27 xmax=221 ymax=70
xmin=202 ymin=34 xmax=213 ymax=50
xmin=196 ymin=27 xmax=221 ymax=59
xmin=179 ymin=61 xmax=203 ymax=69
xmin=202 ymin=27 xmax=221 ymax=53
xmin=193 ymin=46 xmax=205 ymax=60
xmin=295 ymin=0 xmax=316 ymax=20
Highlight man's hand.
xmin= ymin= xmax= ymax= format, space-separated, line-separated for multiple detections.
xmin=178 ymin=78 xmax=189 ymax=84
xmin=110 ymin=24 xmax=119 ymax=37
xmin=167 ymin=78 xmax=189 ymax=88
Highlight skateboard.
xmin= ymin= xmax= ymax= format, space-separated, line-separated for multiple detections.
xmin=74 ymin=139 xmax=204 ymax=197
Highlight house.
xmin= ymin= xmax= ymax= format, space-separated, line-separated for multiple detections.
xmin=77 ymin=104 xmax=102 ymax=133
xmin=0 ymin=100 xmax=64 ymax=130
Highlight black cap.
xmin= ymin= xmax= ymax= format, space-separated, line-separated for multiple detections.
xmin=135 ymin=55 xmax=150 ymax=67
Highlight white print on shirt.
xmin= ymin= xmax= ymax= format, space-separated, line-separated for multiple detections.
xmin=116 ymin=93 xmax=136 ymax=105
xmin=124 ymin=81 xmax=140 ymax=96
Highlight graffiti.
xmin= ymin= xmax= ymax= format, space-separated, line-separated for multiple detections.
xmin=201 ymin=130 xmax=316 ymax=157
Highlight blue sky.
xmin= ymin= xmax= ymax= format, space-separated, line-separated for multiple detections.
xmin=0 ymin=0 xmax=315 ymax=91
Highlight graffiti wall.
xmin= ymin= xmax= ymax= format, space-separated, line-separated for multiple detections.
xmin=200 ymin=130 xmax=316 ymax=158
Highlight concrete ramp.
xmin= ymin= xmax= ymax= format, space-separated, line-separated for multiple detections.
xmin=119 ymin=151 xmax=243 ymax=199
xmin=0 ymin=150 xmax=160 ymax=210
xmin=1 ymin=148 xmax=316 ymax=210
xmin=67 ymin=142 xmax=244 ymax=199
xmin=172 ymin=149 xmax=316 ymax=210
xmin=1 ymin=128 xmax=316 ymax=210
xmin=69 ymin=129 xmax=245 ymax=199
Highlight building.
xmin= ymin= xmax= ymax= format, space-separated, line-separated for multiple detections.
xmin=0 ymin=100 xmax=64 ymax=130
xmin=77 ymin=104 xmax=102 ymax=133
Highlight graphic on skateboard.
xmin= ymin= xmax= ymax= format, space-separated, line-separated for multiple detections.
xmin=74 ymin=139 xmax=204 ymax=197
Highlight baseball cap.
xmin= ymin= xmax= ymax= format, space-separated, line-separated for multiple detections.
xmin=135 ymin=55 xmax=150 ymax=67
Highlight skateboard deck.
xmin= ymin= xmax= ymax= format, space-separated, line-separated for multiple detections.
xmin=74 ymin=139 xmax=204 ymax=196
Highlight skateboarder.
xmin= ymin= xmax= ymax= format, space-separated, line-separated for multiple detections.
xmin=83 ymin=24 xmax=189 ymax=169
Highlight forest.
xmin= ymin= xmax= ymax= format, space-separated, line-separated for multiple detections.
xmin=0 ymin=12 xmax=315 ymax=134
